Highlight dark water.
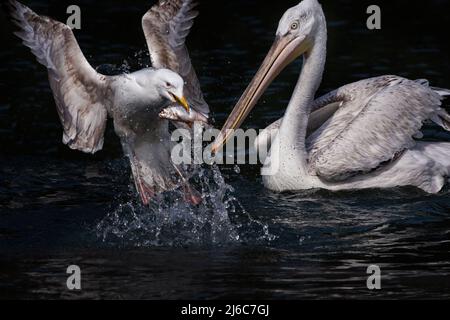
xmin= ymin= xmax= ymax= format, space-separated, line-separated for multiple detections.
xmin=1 ymin=0 xmax=450 ymax=299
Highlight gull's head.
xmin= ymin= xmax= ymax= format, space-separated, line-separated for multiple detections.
xmin=211 ymin=0 xmax=325 ymax=153
xmin=153 ymin=69 xmax=189 ymax=113
xmin=133 ymin=68 xmax=189 ymax=113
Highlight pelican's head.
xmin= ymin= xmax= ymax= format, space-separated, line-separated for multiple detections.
xmin=211 ymin=0 xmax=325 ymax=153
xmin=276 ymin=0 xmax=324 ymax=44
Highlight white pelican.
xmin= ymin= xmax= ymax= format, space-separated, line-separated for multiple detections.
xmin=7 ymin=0 xmax=209 ymax=205
xmin=212 ymin=0 xmax=450 ymax=193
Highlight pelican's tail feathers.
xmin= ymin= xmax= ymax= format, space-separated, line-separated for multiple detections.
xmin=432 ymin=86 xmax=450 ymax=98
xmin=429 ymin=84 xmax=450 ymax=131
xmin=415 ymin=81 xmax=450 ymax=130
xmin=431 ymin=109 xmax=450 ymax=132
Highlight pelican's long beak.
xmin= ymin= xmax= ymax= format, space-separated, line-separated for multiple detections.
xmin=211 ymin=34 xmax=311 ymax=154
xmin=171 ymin=93 xmax=190 ymax=113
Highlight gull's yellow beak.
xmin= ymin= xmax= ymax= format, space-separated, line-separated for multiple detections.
xmin=171 ymin=93 xmax=190 ymax=113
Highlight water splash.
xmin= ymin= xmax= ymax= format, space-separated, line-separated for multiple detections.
xmin=95 ymin=50 xmax=151 ymax=76
xmin=95 ymin=52 xmax=275 ymax=247
xmin=96 ymin=165 xmax=275 ymax=247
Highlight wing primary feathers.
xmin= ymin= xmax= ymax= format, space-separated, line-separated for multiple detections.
xmin=7 ymin=0 xmax=109 ymax=154
xmin=142 ymin=0 xmax=209 ymax=116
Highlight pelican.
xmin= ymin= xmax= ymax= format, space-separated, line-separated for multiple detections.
xmin=7 ymin=0 xmax=209 ymax=204
xmin=212 ymin=0 xmax=450 ymax=193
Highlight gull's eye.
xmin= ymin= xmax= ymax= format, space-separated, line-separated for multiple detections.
xmin=290 ymin=22 xmax=299 ymax=30
xmin=165 ymin=82 xmax=171 ymax=88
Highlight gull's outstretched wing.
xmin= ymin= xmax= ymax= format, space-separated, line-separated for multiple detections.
xmin=142 ymin=0 xmax=209 ymax=115
xmin=7 ymin=0 xmax=109 ymax=153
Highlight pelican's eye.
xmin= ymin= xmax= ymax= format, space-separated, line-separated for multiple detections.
xmin=290 ymin=21 xmax=299 ymax=30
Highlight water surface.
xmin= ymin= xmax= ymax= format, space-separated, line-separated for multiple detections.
xmin=1 ymin=0 xmax=450 ymax=299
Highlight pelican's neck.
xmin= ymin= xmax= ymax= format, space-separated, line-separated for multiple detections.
xmin=278 ymin=24 xmax=327 ymax=172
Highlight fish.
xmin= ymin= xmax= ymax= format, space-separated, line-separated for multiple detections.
xmin=159 ymin=105 xmax=210 ymax=127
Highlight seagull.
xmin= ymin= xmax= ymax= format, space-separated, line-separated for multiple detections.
xmin=212 ymin=0 xmax=450 ymax=193
xmin=6 ymin=0 xmax=209 ymax=205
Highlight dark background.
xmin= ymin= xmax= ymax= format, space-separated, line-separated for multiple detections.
xmin=1 ymin=0 xmax=450 ymax=157
xmin=0 ymin=0 xmax=450 ymax=299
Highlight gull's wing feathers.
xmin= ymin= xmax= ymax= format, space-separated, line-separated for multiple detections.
xmin=142 ymin=0 xmax=209 ymax=115
xmin=7 ymin=0 xmax=109 ymax=153
xmin=307 ymin=76 xmax=447 ymax=181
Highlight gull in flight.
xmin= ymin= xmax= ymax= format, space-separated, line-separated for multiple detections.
xmin=7 ymin=0 xmax=209 ymax=205
xmin=212 ymin=0 xmax=450 ymax=193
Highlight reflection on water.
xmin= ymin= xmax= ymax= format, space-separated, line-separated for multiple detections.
xmin=1 ymin=0 xmax=450 ymax=299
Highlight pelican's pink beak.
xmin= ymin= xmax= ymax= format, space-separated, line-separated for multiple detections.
xmin=211 ymin=34 xmax=312 ymax=154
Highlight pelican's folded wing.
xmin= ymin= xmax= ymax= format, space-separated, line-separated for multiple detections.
xmin=307 ymin=76 xmax=445 ymax=181
xmin=7 ymin=0 xmax=109 ymax=153
xmin=142 ymin=0 xmax=209 ymax=116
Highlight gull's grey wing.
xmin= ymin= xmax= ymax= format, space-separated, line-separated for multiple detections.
xmin=142 ymin=0 xmax=209 ymax=115
xmin=7 ymin=0 xmax=109 ymax=153
xmin=306 ymin=75 xmax=448 ymax=181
